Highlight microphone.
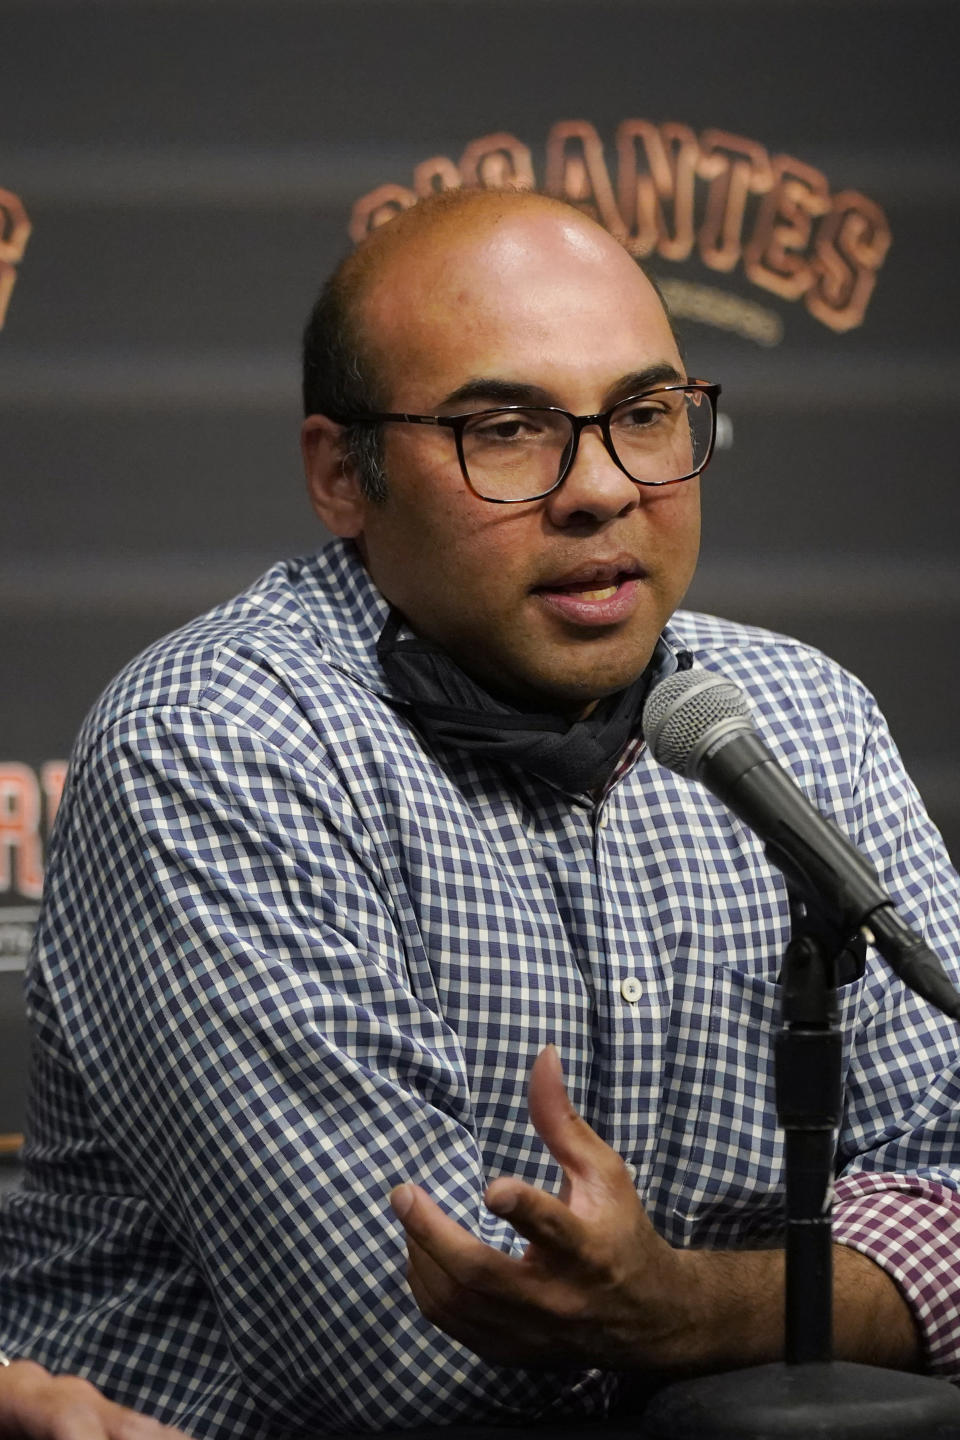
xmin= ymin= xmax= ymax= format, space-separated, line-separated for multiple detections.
xmin=642 ymin=667 xmax=960 ymax=1021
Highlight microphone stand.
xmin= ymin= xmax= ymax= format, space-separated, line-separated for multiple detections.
xmin=640 ymin=889 xmax=960 ymax=1439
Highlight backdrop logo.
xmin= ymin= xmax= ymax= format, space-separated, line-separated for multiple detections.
xmin=0 ymin=188 xmax=31 ymax=330
xmin=350 ymin=120 xmax=892 ymax=341
xmin=0 ymin=761 xmax=66 ymax=972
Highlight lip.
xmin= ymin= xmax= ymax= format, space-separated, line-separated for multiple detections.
xmin=534 ymin=557 xmax=646 ymax=592
xmin=532 ymin=559 xmax=646 ymax=628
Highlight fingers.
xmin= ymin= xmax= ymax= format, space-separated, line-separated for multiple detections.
xmin=391 ymin=1175 xmax=592 ymax=1296
xmin=404 ymin=1236 xmax=542 ymax=1364
xmin=484 ymin=1178 xmax=589 ymax=1261
xmin=42 ymin=1392 xmax=124 ymax=1440
xmin=99 ymin=1401 xmax=191 ymax=1440
xmin=398 ymin=1198 xmax=593 ymax=1366
xmin=392 ymin=1186 xmax=532 ymax=1351
xmin=391 ymin=1044 xmax=631 ymax=1271
xmin=526 ymin=1044 xmax=578 ymax=1155
xmin=527 ymin=1046 xmax=630 ymax=1192
xmin=405 ymin=1234 xmax=513 ymax=1350
xmin=390 ymin=1184 xmax=519 ymax=1290
xmin=0 ymin=1364 xmax=192 ymax=1440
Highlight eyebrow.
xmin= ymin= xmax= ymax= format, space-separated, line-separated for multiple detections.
xmin=437 ymin=362 xmax=687 ymax=412
xmin=438 ymin=378 xmax=554 ymax=410
xmin=610 ymin=362 xmax=687 ymax=400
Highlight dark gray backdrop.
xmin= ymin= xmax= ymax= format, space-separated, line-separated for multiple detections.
xmin=2 ymin=0 xmax=959 ymax=1134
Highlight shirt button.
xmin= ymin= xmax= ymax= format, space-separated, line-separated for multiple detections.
xmin=620 ymin=976 xmax=643 ymax=1003
xmin=597 ymin=810 xmax=610 ymax=829
xmin=625 ymin=1162 xmax=639 ymax=1183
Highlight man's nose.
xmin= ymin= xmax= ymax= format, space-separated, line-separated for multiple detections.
xmin=544 ymin=425 xmax=639 ymax=526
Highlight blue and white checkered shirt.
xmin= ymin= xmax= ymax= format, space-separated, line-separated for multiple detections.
xmin=2 ymin=539 xmax=960 ymax=1437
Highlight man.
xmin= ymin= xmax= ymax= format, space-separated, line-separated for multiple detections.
xmin=1 ymin=187 xmax=959 ymax=1436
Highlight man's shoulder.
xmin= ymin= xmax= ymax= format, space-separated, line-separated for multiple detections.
xmin=665 ymin=608 xmax=879 ymax=747
xmin=74 ymin=545 xmax=388 ymax=764
xmin=668 ymin=608 xmax=863 ymax=686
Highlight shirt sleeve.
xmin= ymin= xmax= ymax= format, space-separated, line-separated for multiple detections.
xmin=23 ymin=703 xmax=613 ymax=1434
xmin=831 ymin=682 xmax=960 ymax=1375
xmin=833 ymin=1172 xmax=960 ymax=1376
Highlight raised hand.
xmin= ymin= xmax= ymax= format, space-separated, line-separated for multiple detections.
xmin=389 ymin=1044 xmax=698 ymax=1371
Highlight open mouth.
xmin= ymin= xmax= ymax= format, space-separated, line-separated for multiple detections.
xmin=553 ymin=581 xmax=621 ymax=602
xmin=533 ymin=568 xmax=643 ymax=625
xmin=536 ymin=566 xmax=642 ymax=599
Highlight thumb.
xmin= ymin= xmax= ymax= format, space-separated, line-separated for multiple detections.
xmin=527 ymin=1045 xmax=612 ymax=1181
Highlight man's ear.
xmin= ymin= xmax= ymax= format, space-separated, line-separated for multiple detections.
xmin=301 ymin=414 xmax=368 ymax=537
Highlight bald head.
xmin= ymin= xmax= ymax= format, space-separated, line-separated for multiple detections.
xmin=301 ymin=189 xmax=675 ymax=500
xmin=334 ymin=187 xmax=627 ymax=325
xmin=341 ymin=187 xmax=617 ymax=295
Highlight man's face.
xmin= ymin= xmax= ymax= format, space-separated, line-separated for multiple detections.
xmin=349 ymin=204 xmax=700 ymax=714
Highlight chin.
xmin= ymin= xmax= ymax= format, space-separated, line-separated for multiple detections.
xmin=465 ymin=632 xmax=656 ymax=715
xmin=551 ymin=650 xmax=655 ymax=703
xmin=513 ymin=662 xmax=649 ymax=718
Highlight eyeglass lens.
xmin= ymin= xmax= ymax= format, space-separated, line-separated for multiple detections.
xmin=461 ymin=388 xmax=713 ymax=501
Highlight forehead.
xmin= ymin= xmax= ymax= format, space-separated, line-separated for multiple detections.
xmin=357 ymin=205 xmax=681 ymax=406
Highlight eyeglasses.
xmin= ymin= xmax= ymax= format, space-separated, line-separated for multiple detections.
xmin=330 ymin=382 xmax=721 ymax=504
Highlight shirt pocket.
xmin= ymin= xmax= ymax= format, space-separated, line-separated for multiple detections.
xmin=662 ymin=960 xmax=866 ymax=1249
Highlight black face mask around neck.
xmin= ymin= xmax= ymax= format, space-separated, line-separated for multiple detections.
xmin=376 ymin=609 xmax=686 ymax=794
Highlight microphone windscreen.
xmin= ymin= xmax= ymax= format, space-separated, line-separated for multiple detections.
xmin=642 ymin=669 xmax=750 ymax=776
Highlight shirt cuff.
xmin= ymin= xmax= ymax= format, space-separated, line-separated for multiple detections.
xmin=832 ymin=1170 xmax=960 ymax=1377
